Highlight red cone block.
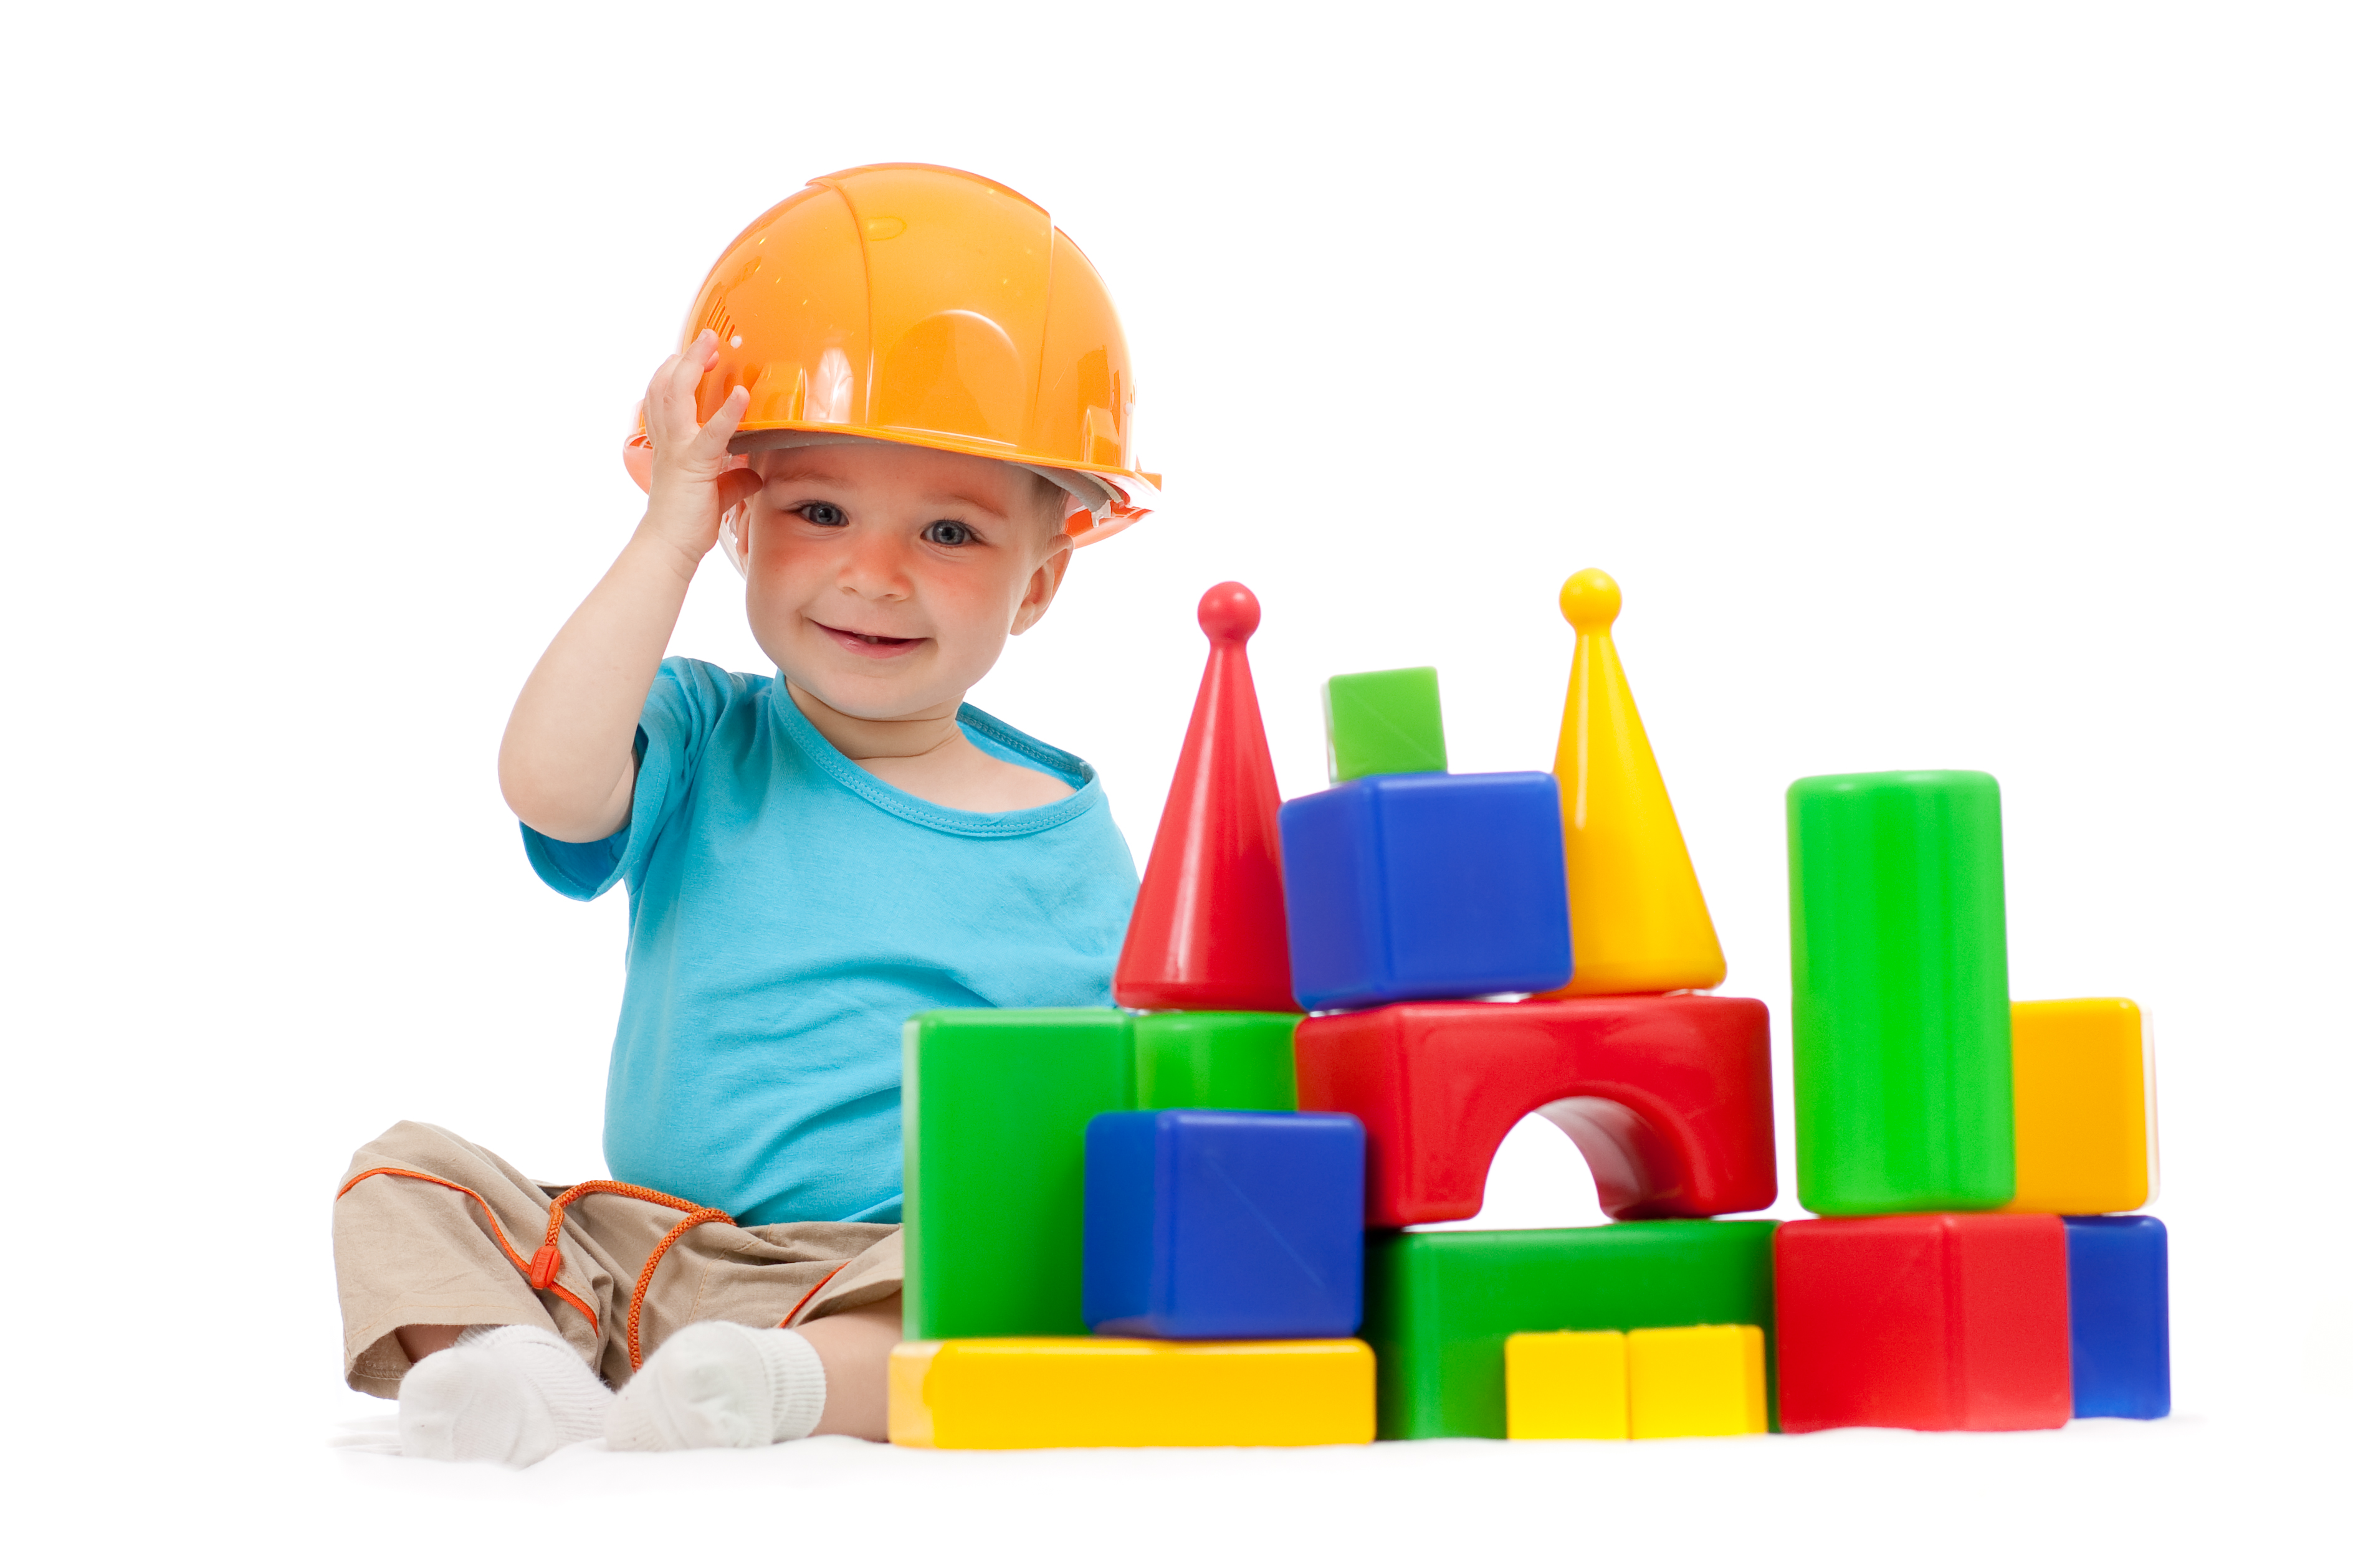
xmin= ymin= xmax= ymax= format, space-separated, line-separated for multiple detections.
xmin=1114 ymin=583 xmax=1296 ymax=1012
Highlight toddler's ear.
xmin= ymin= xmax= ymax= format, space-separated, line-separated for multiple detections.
xmin=1011 ymin=543 xmax=1075 ymax=636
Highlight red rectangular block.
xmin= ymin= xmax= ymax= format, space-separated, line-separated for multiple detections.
xmin=1775 ymin=1214 xmax=2071 ymax=1432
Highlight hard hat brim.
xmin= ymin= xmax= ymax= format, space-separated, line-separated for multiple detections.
xmin=625 ymin=419 xmax=1160 ymax=546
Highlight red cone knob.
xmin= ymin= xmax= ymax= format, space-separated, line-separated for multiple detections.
xmin=1198 ymin=581 xmax=1261 ymax=644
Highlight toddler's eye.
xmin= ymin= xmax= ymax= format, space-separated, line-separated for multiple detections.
xmin=924 ymin=520 xmax=977 ymax=547
xmin=796 ymin=502 xmax=847 ymax=527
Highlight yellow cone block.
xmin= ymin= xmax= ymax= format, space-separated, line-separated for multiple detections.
xmin=1551 ymin=569 xmax=1726 ymax=995
xmin=887 ymin=1338 xmax=1376 ymax=1449
xmin=2001 ymin=998 xmax=2157 ymax=1214
xmin=1505 ymin=1330 xmax=1629 ymax=1439
xmin=1626 ymin=1324 xmax=1768 ymax=1439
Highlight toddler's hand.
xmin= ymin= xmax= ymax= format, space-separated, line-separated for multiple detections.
xmin=640 ymin=330 xmax=762 ymax=566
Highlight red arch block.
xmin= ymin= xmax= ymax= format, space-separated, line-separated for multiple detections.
xmin=1294 ymin=995 xmax=1777 ymax=1227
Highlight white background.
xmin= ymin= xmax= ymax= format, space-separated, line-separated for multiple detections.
xmin=4 ymin=2 xmax=2346 ymax=1560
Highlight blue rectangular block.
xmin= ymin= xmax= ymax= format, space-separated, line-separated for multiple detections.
xmin=1084 ymin=1109 xmax=1365 ymax=1339
xmin=1277 ymin=772 xmax=1572 ymax=1012
xmin=2064 ymin=1215 xmax=2170 ymax=1419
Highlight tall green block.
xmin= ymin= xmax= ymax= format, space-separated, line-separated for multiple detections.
xmin=904 ymin=1009 xmax=1132 ymax=1340
xmin=1363 ymin=1222 xmax=1778 ymax=1438
xmin=1787 ymin=769 xmax=2015 ymax=1215
xmin=1322 ymin=666 xmax=1448 ymax=783
xmin=1132 ymin=1010 xmax=1297 ymax=1110
xmin=902 ymin=1007 xmax=1301 ymax=1339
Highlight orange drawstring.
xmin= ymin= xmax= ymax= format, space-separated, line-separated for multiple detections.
xmin=340 ymin=1169 xmax=736 ymax=1371
xmin=528 ymin=1181 xmax=733 ymax=1370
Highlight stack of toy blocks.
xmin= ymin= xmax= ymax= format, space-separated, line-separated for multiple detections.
xmin=1296 ymin=569 xmax=1781 ymax=1441
xmin=1777 ymin=776 xmax=2170 ymax=1429
xmin=891 ymin=584 xmax=1376 ymax=1448
xmin=893 ymin=568 xmax=2170 ymax=1447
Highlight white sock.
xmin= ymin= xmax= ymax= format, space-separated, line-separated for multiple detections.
xmin=398 ymin=1324 xmax=612 ymax=1466
xmin=605 ymin=1322 xmax=827 ymax=1451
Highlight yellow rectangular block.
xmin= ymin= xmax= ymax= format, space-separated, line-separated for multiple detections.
xmin=1626 ymin=1324 xmax=1767 ymax=1438
xmin=2002 ymin=997 xmax=2156 ymax=1214
xmin=1506 ymin=1330 xmax=1629 ymax=1439
xmin=887 ymin=1338 xmax=1375 ymax=1449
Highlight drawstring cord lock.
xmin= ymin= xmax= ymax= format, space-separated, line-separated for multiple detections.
xmin=527 ymin=1244 xmax=562 ymax=1291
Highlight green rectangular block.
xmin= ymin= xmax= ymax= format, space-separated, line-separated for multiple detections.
xmin=1363 ymin=1221 xmax=1778 ymax=1438
xmin=1322 ymin=666 xmax=1448 ymax=783
xmin=1787 ymin=769 xmax=2015 ymax=1215
xmin=902 ymin=1008 xmax=1300 ymax=1340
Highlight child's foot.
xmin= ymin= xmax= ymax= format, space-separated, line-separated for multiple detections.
xmin=398 ymin=1324 xmax=612 ymax=1465
xmin=606 ymin=1322 xmax=826 ymax=1450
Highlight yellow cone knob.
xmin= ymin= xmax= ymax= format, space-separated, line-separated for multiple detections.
xmin=1551 ymin=569 xmax=1727 ymax=995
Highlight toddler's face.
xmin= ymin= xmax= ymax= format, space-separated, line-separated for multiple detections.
xmin=739 ymin=443 xmax=1073 ymax=721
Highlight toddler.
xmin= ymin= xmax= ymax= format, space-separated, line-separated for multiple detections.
xmin=333 ymin=165 xmax=1157 ymax=1463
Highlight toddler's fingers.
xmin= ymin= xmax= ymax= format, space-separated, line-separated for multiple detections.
xmin=715 ymin=465 xmax=763 ymax=516
xmin=666 ymin=330 xmax=720 ymax=404
xmin=642 ymin=348 xmax=690 ymax=438
xmin=691 ymin=384 xmax=751 ymax=454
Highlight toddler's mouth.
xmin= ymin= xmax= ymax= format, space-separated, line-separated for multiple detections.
xmin=814 ymin=620 xmax=925 ymax=658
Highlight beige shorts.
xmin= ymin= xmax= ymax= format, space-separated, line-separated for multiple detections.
xmin=333 ymin=1120 xmax=901 ymax=1397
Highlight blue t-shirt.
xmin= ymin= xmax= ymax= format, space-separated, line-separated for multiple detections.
xmin=524 ymin=657 xmax=1138 ymax=1226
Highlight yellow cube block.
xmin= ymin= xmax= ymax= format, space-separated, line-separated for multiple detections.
xmin=887 ymin=1338 xmax=1375 ymax=1449
xmin=2002 ymin=997 xmax=2156 ymax=1215
xmin=1505 ymin=1330 xmax=1629 ymax=1439
xmin=1626 ymin=1324 xmax=1767 ymax=1438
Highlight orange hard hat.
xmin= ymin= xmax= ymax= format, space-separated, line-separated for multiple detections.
xmin=627 ymin=163 xmax=1160 ymax=546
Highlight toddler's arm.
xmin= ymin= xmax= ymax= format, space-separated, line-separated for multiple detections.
xmin=499 ymin=331 xmax=757 ymax=842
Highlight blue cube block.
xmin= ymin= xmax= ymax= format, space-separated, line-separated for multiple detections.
xmin=1084 ymin=1109 xmax=1365 ymax=1339
xmin=2065 ymin=1215 xmax=2170 ymax=1419
xmin=1277 ymin=771 xmax=1572 ymax=1012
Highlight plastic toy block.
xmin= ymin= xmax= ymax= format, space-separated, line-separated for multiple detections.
xmin=1322 ymin=666 xmax=1447 ymax=783
xmin=1775 ymin=1214 xmax=2070 ymax=1432
xmin=1550 ymin=569 xmax=1726 ymax=995
xmin=1131 ymin=1010 xmax=1296 ymax=1111
xmin=887 ymin=1338 xmax=1376 ymax=1448
xmin=1787 ymin=770 xmax=2015 ymax=1214
xmin=1363 ymin=1220 xmax=1777 ymax=1439
xmin=1506 ymin=1331 xmax=1628 ymax=1439
xmin=2066 ymin=1216 xmax=2170 ymax=1419
xmin=1279 ymin=771 xmax=1572 ymax=1011
xmin=1627 ymin=1324 xmax=1768 ymax=1438
xmin=1294 ymin=995 xmax=1775 ymax=1227
xmin=905 ymin=1009 xmax=1134 ymax=1339
xmin=1506 ymin=1325 xmax=1768 ymax=1440
xmin=1085 ymin=1109 xmax=1363 ymax=1338
xmin=1114 ymin=582 xmax=1295 ymax=1012
xmin=905 ymin=1009 xmax=1305 ymax=1340
xmin=2003 ymin=999 xmax=2156 ymax=1215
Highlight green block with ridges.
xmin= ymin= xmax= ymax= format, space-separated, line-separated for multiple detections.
xmin=904 ymin=1007 xmax=1305 ymax=1340
xmin=1787 ymin=769 xmax=2014 ymax=1215
xmin=1322 ymin=667 xmax=1448 ymax=783
xmin=1363 ymin=1222 xmax=1778 ymax=1438
xmin=1132 ymin=1011 xmax=1297 ymax=1110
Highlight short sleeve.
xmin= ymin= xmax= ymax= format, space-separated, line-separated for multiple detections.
xmin=521 ymin=657 xmax=728 ymax=901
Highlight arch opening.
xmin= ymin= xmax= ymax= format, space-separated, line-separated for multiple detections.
xmin=1406 ymin=1108 xmax=1613 ymax=1232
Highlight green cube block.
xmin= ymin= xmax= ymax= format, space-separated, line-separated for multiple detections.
xmin=1322 ymin=667 xmax=1448 ymax=783
xmin=1363 ymin=1221 xmax=1778 ymax=1438
xmin=1787 ymin=770 xmax=2014 ymax=1215
xmin=1132 ymin=1010 xmax=1297 ymax=1111
xmin=902 ymin=1008 xmax=1301 ymax=1339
